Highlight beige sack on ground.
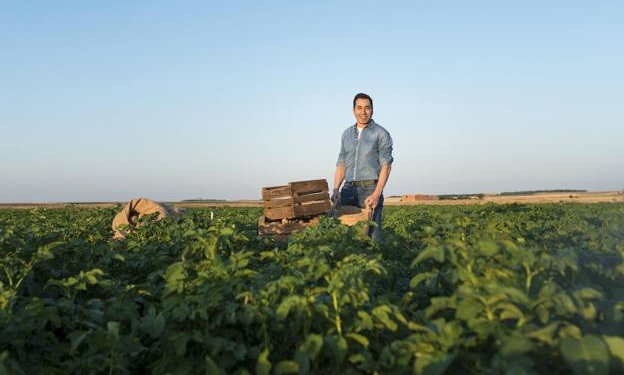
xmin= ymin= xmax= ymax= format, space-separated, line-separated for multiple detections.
xmin=332 ymin=204 xmax=373 ymax=234
xmin=112 ymin=198 xmax=184 ymax=239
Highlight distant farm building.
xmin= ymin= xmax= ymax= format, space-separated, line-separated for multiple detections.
xmin=402 ymin=194 xmax=439 ymax=202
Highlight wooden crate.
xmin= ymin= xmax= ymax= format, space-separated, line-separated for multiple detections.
xmin=262 ymin=179 xmax=331 ymax=220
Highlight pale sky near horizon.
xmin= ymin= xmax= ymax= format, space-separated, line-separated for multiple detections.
xmin=1 ymin=1 xmax=623 ymax=202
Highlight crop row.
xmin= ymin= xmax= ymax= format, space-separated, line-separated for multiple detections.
xmin=1 ymin=203 xmax=623 ymax=374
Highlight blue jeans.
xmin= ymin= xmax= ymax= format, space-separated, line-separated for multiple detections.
xmin=340 ymin=184 xmax=384 ymax=243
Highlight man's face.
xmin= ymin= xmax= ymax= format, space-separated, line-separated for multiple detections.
xmin=353 ymin=98 xmax=373 ymax=126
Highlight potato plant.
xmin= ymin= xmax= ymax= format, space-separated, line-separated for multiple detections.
xmin=0 ymin=203 xmax=623 ymax=375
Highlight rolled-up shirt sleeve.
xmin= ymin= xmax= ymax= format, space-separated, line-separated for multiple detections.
xmin=378 ymin=130 xmax=394 ymax=165
xmin=336 ymin=135 xmax=347 ymax=166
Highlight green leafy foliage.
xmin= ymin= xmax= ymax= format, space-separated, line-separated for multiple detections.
xmin=1 ymin=203 xmax=623 ymax=374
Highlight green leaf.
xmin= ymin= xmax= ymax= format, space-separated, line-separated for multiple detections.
xmin=498 ymin=302 xmax=525 ymax=322
xmin=37 ymin=241 xmax=65 ymax=259
xmin=164 ymin=262 xmax=187 ymax=292
xmin=500 ymin=333 xmax=533 ymax=357
xmin=346 ymin=333 xmax=369 ymax=348
xmin=83 ymin=269 xmax=103 ymax=285
xmin=205 ymin=355 xmax=223 ymax=375
xmin=274 ymin=360 xmax=299 ymax=375
xmin=455 ymin=299 xmax=482 ymax=321
xmin=527 ymin=323 xmax=558 ymax=345
xmin=478 ymin=241 xmax=499 ymax=257
xmin=574 ymin=288 xmax=603 ymax=300
xmin=325 ymin=335 xmax=348 ymax=363
xmin=535 ymin=304 xmax=550 ymax=324
xmin=140 ymin=307 xmax=165 ymax=338
xmin=220 ymin=227 xmax=234 ymax=236
xmin=107 ymin=321 xmax=120 ymax=340
xmin=356 ymin=311 xmax=373 ymax=330
xmin=259 ymin=251 xmax=275 ymax=260
xmin=413 ymin=353 xmax=456 ymax=375
xmin=87 ymin=331 xmax=109 ymax=351
xmin=407 ymin=321 xmax=432 ymax=333
xmin=409 ymin=272 xmax=433 ymax=289
xmin=559 ymin=324 xmax=582 ymax=340
xmin=294 ymin=334 xmax=323 ymax=374
xmin=426 ymin=297 xmax=453 ymax=319
xmin=603 ymin=335 xmax=624 ymax=366
xmin=412 ymin=246 xmax=445 ymax=266
xmin=256 ymin=348 xmax=271 ymax=375
xmin=440 ymin=320 xmax=463 ymax=348
xmin=276 ymin=296 xmax=306 ymax=321
xmin=171 ymin=332 xmax=191 ymax=357
xmin=0 ymin=350 xmax=19 ymax=375
xmin=348 ymin=352 xmax=369 ymax=366
xmin=68 ymin=330 xmax=90 ymax=355
xmin=372 ymin=305 xmax=398 ymax=331
xmin=561 ymin=335 xmax=609 ymax=375
xmin=554 ymin=292 xmax=577 ymax=314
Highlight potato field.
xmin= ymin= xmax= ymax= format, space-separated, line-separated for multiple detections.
xmin=1 ymin=203 xmax=623 ymax=375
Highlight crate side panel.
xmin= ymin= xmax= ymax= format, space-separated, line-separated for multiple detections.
xmin=262 ymin=185 xmax=292 ymax=200
xmin=289 ymin=179 xmax=328 ymax=195
xmin=264 ymin=197 xmax=294 ymax=209
xmin=265 ymin=206 xmax=296 ymax=220
xmin=293 ymin=191 xmax=330 ymax=204
xmin=294 ymin=200 xmax=332 ymax=217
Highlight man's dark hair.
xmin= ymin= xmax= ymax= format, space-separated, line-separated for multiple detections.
xmin=353 ymin=93 xmax=373 ymax=109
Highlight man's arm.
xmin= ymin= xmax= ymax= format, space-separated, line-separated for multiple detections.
xmin=365 ymin=128 xmax=393 ymax=209
xmin=333 ymin=132 xmax=348 ymax=202
xmin=332 ymin=164 xmax=346 ymax=202
xmin=364 ymin=164 xmax=391 ymax=209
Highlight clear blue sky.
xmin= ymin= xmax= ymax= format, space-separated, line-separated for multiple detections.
xmin=1 ymin=1 xmax=622 ymax=202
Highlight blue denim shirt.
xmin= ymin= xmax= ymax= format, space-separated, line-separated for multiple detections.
xmin=336 ymin=119 xmax=394 ymax=182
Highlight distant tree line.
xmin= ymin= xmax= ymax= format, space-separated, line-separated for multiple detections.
xmin=497 ymin=189 xmax=587 ymax=196
xmin=438 ymin=194 xmax=485 ymax=200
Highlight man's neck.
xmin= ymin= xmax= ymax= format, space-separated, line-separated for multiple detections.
xmin=356 ymin=120 xmax=371 ymax=129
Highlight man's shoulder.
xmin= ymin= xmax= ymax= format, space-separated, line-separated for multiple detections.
xmin=371 ymin=121 xmax=392 ymax=136
xmin=341 ymin=125 xmax=355 ymax=137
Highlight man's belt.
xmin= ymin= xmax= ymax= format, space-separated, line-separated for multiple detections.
xmin=347 ymin=180 xmax=378 ymax=186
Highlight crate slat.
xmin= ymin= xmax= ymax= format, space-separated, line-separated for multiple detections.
xmin=293 ymin=191 xmax=329 ymax=204
xmin=265 ymin=206 xmax=296 ymax=220
xmin=290 ymin=180 xmax=328 ymax=195
xmin=264 ymin=198 xmax=294 ymax=209
xmin=294 ymin=200 xmax=331 ymax=217
xmin=262 ymin=185 xmax=291 ymax=200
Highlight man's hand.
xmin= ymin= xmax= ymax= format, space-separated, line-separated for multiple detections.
xmin=333 ymin=165 xmax=345 ymax=205
xmin=331 ymin=188 xmax=340 ymax=204
xmin=365 ymin=191 xmax=381 ymax=209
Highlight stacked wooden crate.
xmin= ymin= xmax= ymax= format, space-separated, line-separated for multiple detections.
xmin=258 ymin=179 xmax=331 ymax=238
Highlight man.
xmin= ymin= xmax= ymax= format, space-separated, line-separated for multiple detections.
xmin=332 ymin=93 xmax=394 ymax=243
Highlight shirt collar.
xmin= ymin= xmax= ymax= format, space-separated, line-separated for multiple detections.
xmin=353 ymin=119 xmax=376 ymax=130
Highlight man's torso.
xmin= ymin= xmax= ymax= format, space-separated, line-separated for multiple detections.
xmin=338 ymin=120 xmax=393 ymax=182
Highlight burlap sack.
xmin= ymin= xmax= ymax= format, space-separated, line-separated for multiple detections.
xmin=112 ymin=198 xmax=185 ymax=239
xmin=332 ymin=204 xmax=373 ymax=234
